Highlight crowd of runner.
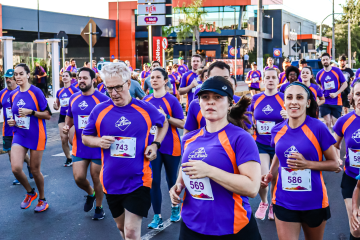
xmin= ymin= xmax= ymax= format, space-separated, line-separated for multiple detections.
xmin=2 ymin=52 xmax=360 ymax=240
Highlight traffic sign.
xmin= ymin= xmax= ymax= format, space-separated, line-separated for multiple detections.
xmin=162 ymin=37 xmax=168 ymax=49
xmin=230 ymin=37 xmax=242 ymax=49
xmin=138 ymin=4 xmax=166 ymax=15
xmin=81 ymin=19 xmax=102 ymax=47
xmin=292 ymin=42 xmax=301 ymax=52
xmin=56 ymin=31 xmax=68 ymax=48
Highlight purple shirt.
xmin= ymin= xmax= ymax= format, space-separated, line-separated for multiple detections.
xmin=168 ymin=74 xmax=179 ymax=96
xmin=92 ymin=67 xmax=98 ymax=73
xmin=82 ymin=98 xmax=165 ymax=194
xmin=72 ymin=82 xmax=80 ymax=89
xmin=264 ymin=65 xmax=279 ymax=71
xmin=144 ymin=92 xmax=184 ymax=156
xmin=279 ymin=72 xmax=287 ymax=85
xmin=128 ymin=66 xmax=133 ymax=72
xmin=178 ymin=64 xmax=189 ymax=76
xmin=352 ymin=78 xmax=360 ymax=88
xmin=181 ymin=123 xmax=260 ymax=235
xmin=271 ymin=116 xmax=336 ymax=210
xmin=316 ymin=67 xmax=346 ymax=105
xmin=67 ymin=91 xmax=109 ymax=159
xmin=97 ymin=82 xmax=107 ymax=94
xmin=10 ymin=85 xmax=48 ymax=150
xmin=308 ymin=83 xmax=324 ymax=101
xmin=355 ymin=68 xmax=360 ymax=79
xmin=246 ymin=70 xmax=261 ymax=89
xmin=180 ymin=71 xmax=199 ymax=112
xmin=333 ymin=112 xmax=360 ymax=179
xmin=0 ymin=88 xmax=16 ymax=136
xmin=66 ymin=65 xmax=77 ymax=73
xmin=56 ymin=85 xmax=80 ymax=116
xmin=279 ymin=82 xmax=290 ymax=93
xmin=141 ymin=71 xmax=150 ymax=79
xmin=251 ymin=92 xmax=285 ymax=146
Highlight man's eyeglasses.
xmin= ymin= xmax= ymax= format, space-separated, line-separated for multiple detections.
xmin=106 ymin=80 xmax=128 ymax=93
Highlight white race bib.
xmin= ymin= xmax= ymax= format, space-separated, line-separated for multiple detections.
xmin=252 ymin=77 xmax=259 ymax=83
xmin=78 ymin=115 xmax=89 ymax=129
xmin=110 ymin=137 xmax=136 ymax=158
xmin=60 ymin=98 xmax=70 ymax=107
xmin=15 ymin=115 xmax=30 ymax=130
xmin=349 ymin=148 xmax=360 ymax=168
xmin=324 ymin=81 xmax=335 ymax=90
xmin=182 ymin=170 xmax=214 ymax=200
xmin=6 ymin=107 xmax=12 ymax=119
xmin=281 ymin=167 xmax=312 ymax=191
xmin=192 ymin=84 xmax=202 ymax=93
xmin=257 ymin=120 xmax=276 ymax=135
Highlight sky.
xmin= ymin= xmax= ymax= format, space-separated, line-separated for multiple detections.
xmin=0 ymin=0 xmax=345 ymax=26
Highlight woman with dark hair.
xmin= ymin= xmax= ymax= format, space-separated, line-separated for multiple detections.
xmin=301 ymin=66 xmax=325 ymax=107
xmin=144 ymin=68 xmax=185 ymax=229
xmin=8 ymin=63 xmax=52 ymax=212
xmin=170 ymin=76 xmax=262 ymax=240
xmin=262 ymin=81 xmax=340 ymax=240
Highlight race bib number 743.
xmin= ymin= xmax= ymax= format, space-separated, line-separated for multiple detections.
xmin=110 ymin=137 xmax=136 ymax=158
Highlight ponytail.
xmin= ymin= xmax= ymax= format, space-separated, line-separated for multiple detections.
xmin=228 ymin=96 xmax=252 ymax=130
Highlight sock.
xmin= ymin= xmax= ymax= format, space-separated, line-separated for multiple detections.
xmin=350 ymin=233 xmax=360 ymax=240
xmin=40 ymin=198 xmax=46 ymax=201
xmin=28 ymin=188 xmax=35 ymax=194
xmin=89 ymin=191 xmax=95 ymax=197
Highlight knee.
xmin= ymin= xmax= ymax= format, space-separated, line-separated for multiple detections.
xmin=12 ymin=166 xmax=23 ymax=175
xmin=116 ymin=223 xmax=124 ymax=233
xmin=29 ymin=166 xmax=41 ymax=175
xmin=351 ymin=230 xmax=360 ymax=238
xmin=60 ymin=135 xmax=68 ymax=144
xmin=124 ymin=226 xmax=138 ymax=240
xmin=74 ymin=174 xmax=87 ymax=184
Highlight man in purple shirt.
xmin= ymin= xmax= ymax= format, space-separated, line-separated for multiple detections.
xmin=66 ymin=58 xmax=77 ymax=73
xmin=177 ymin=57 xmax=189 ymax=75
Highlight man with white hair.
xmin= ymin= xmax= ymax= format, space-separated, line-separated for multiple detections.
xmin=82 ymin=62 xmax=169 ymax=239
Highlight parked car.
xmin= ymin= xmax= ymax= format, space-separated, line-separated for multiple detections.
xmin=291 ymin=59 xmax=357 ymax=77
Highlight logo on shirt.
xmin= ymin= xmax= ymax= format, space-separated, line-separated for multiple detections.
xmin=188 ymin=147 xmax=207 ymax=161
xmin=262 ymin=104 xmax=273 ymax=115
xmin=352 ymin=129 xmax=360 ymax=143
xmin=78 ymin=101 xmax=88 ymax=110
xmin=62 ymin=93 xmax=68 ymax=98
xmin=325 ymin=76 xmax=332 ymax=81
xmin=17 ymin=99 xmax=26 ymax=108
xmin=115 ymin=116 xmax=131 ymax=131
xmin=284 ymin=145 xmax=299 ymax=158
xmin=253 ymin=73 xmax=258 ymax=77
xmin=7 ymin=97 xmax=10 ymax=103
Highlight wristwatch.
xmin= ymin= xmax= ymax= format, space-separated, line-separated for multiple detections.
xmin=31 ymin=110 xmax=35 ymax=116
xmin=151 ymin=141 xmax=161 ymax=150
xmin=166 ymin=114 xmax=171 ymax=119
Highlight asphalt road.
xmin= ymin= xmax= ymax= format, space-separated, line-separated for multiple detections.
xmin=0 ymin=112 xmax=351 ymax=240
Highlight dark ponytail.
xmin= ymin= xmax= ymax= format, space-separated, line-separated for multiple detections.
xmin=228 ymin=96 xmax=252 ymax=130
xmin=16 ymin=63 xmax=30 ymax=74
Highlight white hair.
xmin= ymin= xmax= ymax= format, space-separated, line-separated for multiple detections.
xmin=99 ymin=62 xmax=131 ymax=85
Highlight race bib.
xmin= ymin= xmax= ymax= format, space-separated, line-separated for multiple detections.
xmin=281 ymin=167 xmax=311 ymax=191
xmin=78 ymin=115 xmax=89 ymax=129
xmin=150 ymin=126 xmax=156 ymax=135
xmin=110 ymin=137 xmax=136 ymax=158
xmin=60 ymin=98 xmax=70 ymax=107
xmin=252 ymin=77 xmax=259 ymax=83
xmin=6 ymin=107 xmax=13 ymax=119
xmin=257 ymin=121 xmax=276 ymax=135
xmin=15 ymin=115 xmax=30 ymax=130
xmin=182 ymin=170 xmax=214 ymax=200
xmin=192 ymin=84 xmax=202 ymax=93
xmin=349 ymin=148 xmax=360 ymax=168
xmin=324 ymin=81 xmax=335 ymax=90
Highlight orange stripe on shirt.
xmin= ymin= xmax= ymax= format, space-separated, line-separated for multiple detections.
xmin=272 ymin=175 xmax=279 ymax=205
xmin=218 ymin=130 xmax=249 ymax=233
xmin=318 ymin=71 xmax=325 ymax=84
xmin=342 ymin=114 xmax=356 ymax=135
xmin=163 ymin=98 xmax=181 ymax=156
xmin=92 ymin=95 xmax=100 ymax=104
xmin=185 ymin=73 xmax=195 ymax=112
xmin=184 ymin=128 xmax=204 ymax=150
xmin=274 ymin=125 xmax=288 ymax=145
xmin=99 ymin=84 xmax=104 ymax=92
xmin=58 ymin=88 xmax=65 ymax=98
xmin=309 ymin=87 xmax=317 ymax=99
xmin=72 ymin=131 xmax=78 ymax=156
xmin=69 ymin=88 xmax=74 ymax=95
xmin=28 ymin=90 xmax=46 ymax=151
xmin=301 ymin=124 xmax=329 ymax=208
xmin=145 ymin=96 xmax=153 ymax=102
xmin=131 ymin=104 xmax=153 ymax=188
xmin=253 ymin=94 xmax=266 ymax=110
xmin=275 ymin=94 xmax=285 ymax=110
xmin=196 ymin=110 xmax=203 ymax=129
xmin=280 ymin=74 xmax=286 ymax=84
xmin=0 ymin=89 xmax=8 ymax=103
xmin=331 ymin=70 xmax=342 ymax=105
xmin=1 ymin=90 xmax=7 ymax=136
xmin=70 ymin=94 xmax=81 ymax=107
xmin=11 ymin=91 xmax=19 ymax=103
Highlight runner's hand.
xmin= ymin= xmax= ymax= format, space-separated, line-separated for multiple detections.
xmin=261 ymin=173 xmax=273 ymax=188
xmin=62 ymin=125 xmax=70 ymax=134
xmin=7 ymin=116 xmax=15 ymax=127
xmin=145 ymin=144 xmax=157 ymax=161
xmin=280 ymin=110 xmax=288 ymax=119
xmin=329 ymin=93 xmax=337 ymax=98
xmin=351 ymin=208 xmax=360 ymax=230
xmin=18 ymin=108 xmax=32 ymax=117
xmin=190 ymin=79 xmax=199 ymax=88
xmin=158 ymin=106 xmax=166 ymax=117
xmin=170 ymin=183 xmax=184 ymax=205
xmin=99 ymin=136 xmax=115 ymax=149
xmin=182 ymin=160 xmax=211 ymax=179
xmin=287 ymin=153 xmax=309 ymax=169
xmin=53 ymin=101 xmax=59 ymax=110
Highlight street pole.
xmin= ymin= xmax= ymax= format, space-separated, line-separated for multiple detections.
xmin=234 ymin=8 xmax=237 ymax=81
xmin=348 ymin=19 xmax=351 ymax=68
xmin=332 ymin=0 xmax=335 ymax=59
xmin=117 ymin=0 xmax=120 ymax=59
xmin=148 ymin=2 xmax=153 ymax=62
xmin=89 ymin=23 xmax=92 ymax=65
xmin=37 ymin=0 xmax=40 ymax=39
xmin=62 ymin=37 xmax=65 ymax=70
xmin=257 ymin=0 xmax=263 ymax=74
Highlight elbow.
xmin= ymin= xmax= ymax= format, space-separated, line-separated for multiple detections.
xmin=178 ymin=120 xmax=185 ymax=129
xmin=248 ymin=185 xmax=260 ymax=198
xmin=45 ymin=114 xmax=51 ymax=120
xmin=82 ymin=136 xmax=89 ymax=147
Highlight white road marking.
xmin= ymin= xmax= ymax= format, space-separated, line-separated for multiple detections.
xmin=141 ymin=219 xmax=173 ymax=240
xmin=52 ymin=152 xmax=65 ymax=157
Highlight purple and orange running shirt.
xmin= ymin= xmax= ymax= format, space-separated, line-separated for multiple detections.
xmin=316 ymin=67 xmax=346 ymax=105
xmin=128 ymin=66 xmax=133 ymax=72
xmin=355 ymin=68 xmax=360 ymax=79
xmin=0 ymin=88 xmax=16 ymax=136
xmin=308 ymin=83 xmax=324 ymax=101
xmin=271 ymin=116 xmax=335 ymax=210
xmin=279 ymin=72 xmax=287 ymax=85
xmin=178 ymin=64 xmax=189 ymax=76
xmin=10 ymin=85 xmax=48 ymax=150
xmin=334 ymin=112 xmax=360 ymax=179
xmin=279 ymin=82 xmax=290 ymax=93
xmin=168 ymin=74 xmax=179 ymax=96
xmin=67 ymin=91 xmax=109 ymax=159
xmin=56 ymin=85 xmax=80 ymax=116
xmin=264 ymin=65 xmax=278 ymax=71
xmin=181 ymin=123 xmax=260 ymax=235
xmin=246 ymin=70 xmax=262 ymax=89
xmin=72 ymin=82 xmax=80 ymax=89
xmin=82 ymin=98 xmax=165 ymax=195
xmin=97 ymin=82 xmax=107 ymax=94
xmin=251 ymin=92 xmax=285 ymax=146
xmin=352 ymin=78 xmax=360 ymax=88
xmin=144 ymin=92 xmax=184 ymax=156
xmin=140 ymin=71 xmax=150 ymax=79
xmin=180 ymin=71 xmax=199 ymax=112
xmin=92 ymin=67 xmax=98 ymax=74
xmin=66 ymin=65 xmax=77 ymax=73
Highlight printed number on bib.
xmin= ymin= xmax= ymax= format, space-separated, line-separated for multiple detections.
xmin=110 ymin=137 xmax=136 ymax=158
xmin=6 ymin=107 xmax=13 ymax=119
xmin=349 ymin=148 xmax=360 ymax=168
xmin=324 ymin=81 xmax=335 ymax=90
xmin=15 ymin=115 xmax=30 ymax=130
xmin=182 ymin=170 xmax=214 ymax=200
xmin=281 ymin=167 xmax=311 ymax=191
xmin=257 ymin=120 xmax=276 ymax=135
xmin=60 ymin=98 xmax=70 ymax=107
xmin=78 ymin=115 xmax=89 ymax=129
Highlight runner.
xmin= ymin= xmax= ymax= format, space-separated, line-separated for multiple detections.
xmin=125 ymin=60 xmax=133 ymax=72
xmin=298 ymin=59 xmax=308 ymax=82
xmin=129 ymin=72 xmax=146 ymax=100
xmin=278 ymin=61 xmax=291 ymax=89
xmin=245 ymin=62 xmax=262 ymax=96
xmin=301 ymin=66 xmax=325 ymax=109
xmin=167 ymin=65 xmax=180 ymax=100
xmin=279 ymin=66 xmax=300 ymax=93
xmin=140 ymin=63 xmax=151 ymax=89
xmin=92 ymin=60 xmax=99 ymax=74
xmin=170 ymin=76 xmax=262 ymax=240
xmin=144 ymin=68 xmax=185 ymax=229
xmin=262 ymin=81 xmax=339 ymax=240
xmin=66 ymin=59 xmax=77 ymax=73
xmin=144 ymin=61 xmax=172 ymax=95
xmin=264 ymin=57 xmax=279 ymax=71
xmin=192 ymin=67 xmax=209 ymax=98
xmin=251 ymin=68 xmax=286 ymax=221
xmin=53 ymin=70 xmax=80 ymax=167
xmin=172 ymin=64 xmax=182 ymax=85
xmin=334 ymin=80 xmax=360 ymax=240
xmin=0 ymin=69 xmax=32 ymax=185
xmin=82 ymin=62 xmax=169 ymax=239
xmin=8 ymin=63 xmax=52 ymax=212
xmin=179 ymin=54 xmax=203 ymax=113
xmin=71 ymin=72 xmax=79 ymax=87
xmin=339 ymin=55 xmax=354 ymax=115
xmin=177 ymin=57 xmax=189 ymax=75
xmin=63 ymin=67 xmax=109 ymax=220
xmin=97 ymin=82 xmax=107 ymax=94
xmin=316 ymin=52 xmax=348 ymax=131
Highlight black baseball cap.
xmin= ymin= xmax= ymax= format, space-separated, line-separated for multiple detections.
xmin=299 ymin=59 xmax=308 ymax=64
xmin=196 ymin=76 xmax=233 ymax=99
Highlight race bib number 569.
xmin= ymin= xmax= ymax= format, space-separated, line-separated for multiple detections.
xmin=182 ymin=170 xmax=214 ymax=200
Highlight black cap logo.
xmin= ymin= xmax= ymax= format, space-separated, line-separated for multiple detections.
xmin=222 ymin=86 xmax=227 ymax=90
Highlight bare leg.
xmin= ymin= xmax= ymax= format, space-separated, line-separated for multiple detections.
xmin=275 ymin=215 xmax=301 ymax=240
xmin=259 ymin=153 xmax=271 ymax=203
xmin=72 ymin=160 xmax=93 ymax=195
xmin=323 ymin=114 xmax=331 ymax=131
xmin=250 ymin=90 xmax=255 ymax=96
xmin=302 ymin=221 xmax=326 ymax=240
xmin=114 ymin=212 xmax=125 ymax=239
xmin=344 ymin=198 xmax=360 ymax=238
xmin=11 ymin=145 xmax=31 ymax=191
xmin=24 ymin=153 xmax=30 ymax=165
xmin=90 ymin=162 xmax=103 ymax=207
xmin=331 ymin=116 xmax=338 ymax=128
xmin=29 ymin=149 xmax=45 ymax=199
xmin=59 ymin=123 xmax=71 ymax=159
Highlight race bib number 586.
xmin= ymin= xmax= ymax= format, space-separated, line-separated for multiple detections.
xmin=281 ymin=167 xmax=311 ymax=191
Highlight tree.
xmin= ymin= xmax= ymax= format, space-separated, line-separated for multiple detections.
xmin=316 ymin=24 xmax=331 ymax=37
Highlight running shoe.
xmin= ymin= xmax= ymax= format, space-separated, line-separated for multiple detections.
xmin=20 ymin=190 xmax=38 ymax=209
xmin=27 ymin=166 xmax=33 ymax=179
xmin=84 ymin=193 xmax=96 ymax=212
xmin=170 ymin=205 xmax=181 ymax=222
xmin=148 ymin=214 xmax=164 ymax=229
xmin=255 ymin=202 xmax=269 ymax=220
xmin=63 ymin=158 xmax=73 ymax=167
xmin=92 ymin=206 xmax=105 ymax=220
xmin=268 ymin=204 xmax=274 ymax=220
xmin=13 ymin=179 xmax=20 ymax=185
xmin=34 ymin=199 xmax=49 ymax=212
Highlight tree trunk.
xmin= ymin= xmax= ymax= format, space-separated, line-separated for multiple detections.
xmin=192 ymin=36 xmax=196 ymax=56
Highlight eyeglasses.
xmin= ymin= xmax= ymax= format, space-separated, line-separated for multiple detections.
xmin=106 ymin=80 xmax=128 ymax=93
